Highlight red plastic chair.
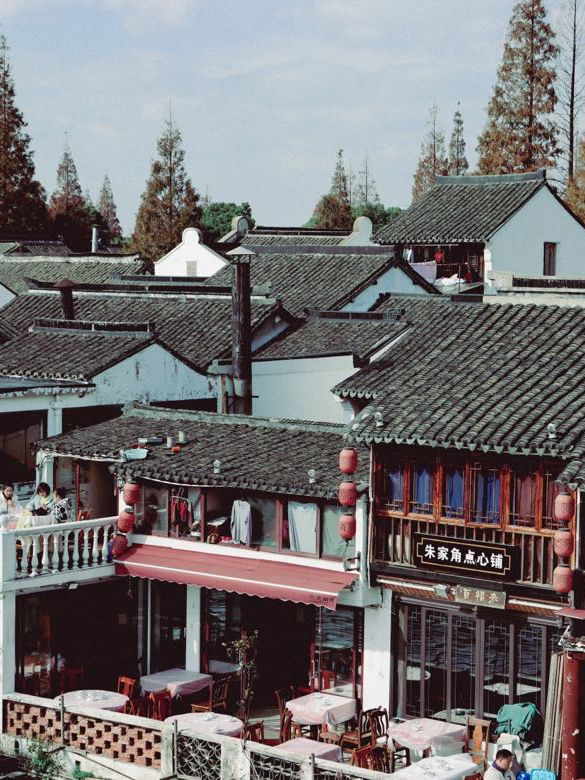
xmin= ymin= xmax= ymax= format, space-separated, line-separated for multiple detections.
xmin=148 ymin=690 xmax=173 ymax=721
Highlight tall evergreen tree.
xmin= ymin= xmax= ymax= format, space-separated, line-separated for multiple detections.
xmin=308 ymin=149 xmax=353 ymax=229
xmin=0 ymin=34 xmax=47 ymax=235
xmin=329 ymin=148 xmax=351 ymax=206
xmin=557 ymin=0 xmax=585 ymax=188
xmin=49 ymin=144 xmax=95 ymax=251
xmin=412 ymin=103 xmax=448 ymax=202
xmin=448 ymin=105 xmax=469 ymax=176
xmin=353 ymin=153 xmax=380 ymax=206
xmin=98 ymin=174 xmax=122 ymax=243
xmin=476 ymin=0 xmax=559 ymax=174
xmin=132 ymin=117 xmax=202 ymax=267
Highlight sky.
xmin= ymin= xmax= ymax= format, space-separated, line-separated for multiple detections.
xmin=0 ymin=0 xmax=566 ymax=236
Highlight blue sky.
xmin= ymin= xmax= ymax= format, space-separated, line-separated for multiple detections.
xmin=0 ymin=0 xmax=565 ymax=235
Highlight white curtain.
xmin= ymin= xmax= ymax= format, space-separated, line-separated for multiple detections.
xmin=288 ymin=501 xmax=317 ymax=553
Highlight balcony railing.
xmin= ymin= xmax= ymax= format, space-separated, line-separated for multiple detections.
xmin=0 ymin=516 xmax=117 ymax=583
xmin=373 ymin=512 xmax=558 ymax=587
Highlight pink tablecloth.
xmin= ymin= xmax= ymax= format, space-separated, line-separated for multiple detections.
xmin=140 ymin=668 xmax=212 ymax=697
xmin=287 ymin=692 xmax=356 ymax=727
xmin=274 ymin=737 xmax=342 ymax=762
xmin=55 ymin=690 xmax=128 ymax=712
xmin=388 ymin=718 xmax=467 ymax=754
xmin=165 ymin=712 xmax=243 ymax=736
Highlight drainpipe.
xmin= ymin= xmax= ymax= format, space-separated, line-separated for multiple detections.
xmin=226 ymin=246 xmax=255 ymax=415
xmin=91 ymin=224 xmax=99 ymax=253
xmin=54 ymin=278 xmax=75 ymax=320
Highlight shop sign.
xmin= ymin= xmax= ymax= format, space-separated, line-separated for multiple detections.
xmin=454 ymin=584 xmax=507 ymax=610
xmin=413 ymin=534 xmax=516 ymax=579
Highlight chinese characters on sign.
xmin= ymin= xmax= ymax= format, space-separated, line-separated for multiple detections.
xmin=454 ymin=585 xmax=507 ymax=610
xmin=413 ymin=534 xmax=516 ymax=579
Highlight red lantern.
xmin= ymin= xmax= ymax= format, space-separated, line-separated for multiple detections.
xmin=122 ymin=482 xmax=141 ymax=506
xmin=553 ymin=563 xmax=573 ymax=594
xmin=117 ymin=508 xmax=135 ymax=534
xmin=111 ymin=534 xmax=128 ymax=558
xmin=339 ymin=447 xmax=358 ymax=475
xmin=553 ymin=528 xmax=575 ymax=558
xmin=338 ymin=481 xmax=357 ymax=507
xmin=338 ymin=514 xmax=356 ymax=542
xmin=554 ymin=490 xmax=575 ymax=523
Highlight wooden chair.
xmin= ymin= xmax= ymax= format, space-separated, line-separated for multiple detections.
xmin=318 ymin=731 xmax=341 ymax=746
xmin=126 ymin=696 xmax=149 ymax=717
xmin=320 ymin=670 xmax=338 ymax=690
xmin=192 ymin=675 xmax=231 ymax=714
xmin=281 ymin=709 xmax=303 ymax=742
xmin=465 ymin=715 xmax=492 ymax=765
xmin=148 ymin=690 xmax=173 ymax=721
xmin=274 ymin=686 xmax=295 ymax=741
xmin=117 ymin=675 xmax=138 ymax=699
xmin=368 ymin=707 xmax=389 ymax=748
xmin=241 ymin=720 xmax=265 ymax=743
xmin=350 ymin=745 xmax=389 ymax=772
xmin=77 ymin=509 xmax=92 ymax=522
xmin=341 ymin=708 xmax=374 ymax=754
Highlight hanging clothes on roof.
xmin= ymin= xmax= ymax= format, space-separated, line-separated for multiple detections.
xmin=230 ymin=499 xmax=252 ymax=545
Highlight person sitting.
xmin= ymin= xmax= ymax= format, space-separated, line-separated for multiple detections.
xmin=0 ymin=483 xmax=21 ymax=528
xmin=484 ymin=748 xmax=516 ymax=780
xmin=26 ymin=483 xmax=52 ymax=516
xmin=50 ymin=487 xmax=71 ymax=524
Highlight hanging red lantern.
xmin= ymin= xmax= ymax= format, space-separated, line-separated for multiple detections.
xmin=552 ymin=563 xmax=573 ymax=594
xmin=339 ymin=447 xmax=358 ymax=475
xmin=111 ymin=534 xmax=128 ymax=558
xmin=117 ymin=508 xmax=135 ymax=534
xmin=338 ymin=480 xmax=357 ymax=507
xmin=122 ymin=482 xmax=141 ymax=506
xmin=338 ymin=514 xmax=356 ymax=542
xmin=554 ymin=490 xmax=575 ymax=523
xmin=553 ymin=527 xmax=575 ymax=558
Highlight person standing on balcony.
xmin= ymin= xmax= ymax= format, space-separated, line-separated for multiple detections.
xmin=50 ymin=487 xmax=71 ymax=524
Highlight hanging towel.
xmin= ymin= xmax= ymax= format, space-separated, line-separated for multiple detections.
xmin=230 ymin=500 xmax=252 ymax=545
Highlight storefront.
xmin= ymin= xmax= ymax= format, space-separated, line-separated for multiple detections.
xmin=391 ymin=595 xmax=563 ymax=723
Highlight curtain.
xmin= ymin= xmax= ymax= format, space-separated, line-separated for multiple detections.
xmin=473 ymin=469 xmax=500 ymax=523
xmin=288 ymin=501 xmax=318 ymax=553
xmin=444 ymin=467 xmax=465 ymax=518
xmin=512 ymin=473 xmax=536 ymax=525
xmin=387 ymin=467 xmax=403 ymax=505
xmin=412 ymin=465 xmax=433 ymax=513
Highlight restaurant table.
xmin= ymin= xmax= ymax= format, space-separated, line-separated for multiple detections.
xmin=390 ymin=753 xmax=478 ymax=779
xmin=54 ymin=689 xmax=128 ymax=712
xmin=140 ymin=668 xmax=213 ymax=698
xmin=165 ymin=712 xmax=243 ymax=737
xmin=286 ymin=692 xmax=356 ymax=726
xmin=208 ymin=660 xmax=239 ymax=676
xmin=387 ymin=718 xmax=467 ymax=756
xmin=274 ymin=737 xmax=342 ymax=762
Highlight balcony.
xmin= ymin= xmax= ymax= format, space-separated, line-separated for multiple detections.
xmin=0 ymin=516 xmax=117 ymax=590
xmin=373 ymin=512 xmax=559 ymax=588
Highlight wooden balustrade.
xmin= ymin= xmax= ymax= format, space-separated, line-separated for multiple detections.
xmin=374 ymin=511 xmax=558 ymax=587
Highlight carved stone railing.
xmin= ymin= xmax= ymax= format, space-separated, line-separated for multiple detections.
xmin=0 ymin=516 xmax=117 ymax=582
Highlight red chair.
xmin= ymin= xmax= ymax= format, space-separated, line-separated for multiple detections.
xmin=126 ymin=696 xmax=149 ymax=717
xmin=148 ymin=690 xmax=173 ymax=721
xmin=117 ymin=675 xmax=138 ymax=699
xmin=320 ymin=670 xmax=338 ymax=690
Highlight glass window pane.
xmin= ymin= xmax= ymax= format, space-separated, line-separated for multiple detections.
xmin=424 ymin=610 xmax=448 ymax=718
xmin=483 ymin=620 xmax=510 ymax=718
xmin=451 ymin=615 xmax=476 ymax=721
xmin=442 ymin=465 xmax=465 ymax=519
xmin=542 ymin=468 xmax=563 ymax=529
xmin=510 ymin=470 xmax=537 ymax=527
xmin=385 ymin=464 xmax=404 ymax=511
xmin=249 ymin=495 xmax=277 ymax=547
xmin=470 ymin=464 xmax=500 ymax=524
xmin=322 ymin=504 xmax=356 ymax=558
xmin=516 ymin=625 xmax=542 ymax=708
xmin=136 ymin=487 xmax=168 ymax=535
xmin=314 ymin=606 xmax=360 ymax=698
xmin=283 ymin=501 xmax=318 ymax=554
xmin=405 ymin=606 xmax=422 ymax=717
xmin=410 ymin=463 xmax=434 ymax=515
xmin=151 ymin=581 xmax=186 ymax=671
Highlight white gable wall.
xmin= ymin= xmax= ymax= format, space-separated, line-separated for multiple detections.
xmin=154 ymin=228 xmax=227 ymax=278
xmin=488 ymin=186 xmax=585 ymax=277
xmin=342 ymin=265 xmax=432 ymax=312
xmin=0 ymin=285 xmax=15 ymax=309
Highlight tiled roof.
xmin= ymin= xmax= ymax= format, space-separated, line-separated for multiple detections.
xmin=0 ymin=258 xmax=145 ymax=294
xmin=255 ymin=311 xmax=409 ymax=361
xmin=334 ymin=294 xmax=585 ymax=484
xmin=242 ymin=234 xmax=346 ymax=247
xmin=35 ymin=405 xmax=369 ymax=499
xmin=375 ymin=171 xmax=546 ymax=245
xmin=0 ymin=326 xmax=155 ymax=381
xmin=209 ymin=248 xmax=397 ymax=317
xmin=0 ymin=239 xmax=73 ymax=256
xmin=0 ymin=290 xmax=291 ymax=372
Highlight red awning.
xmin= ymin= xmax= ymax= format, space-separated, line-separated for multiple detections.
xmin=115 ymin=544 xmax=358 ymax=610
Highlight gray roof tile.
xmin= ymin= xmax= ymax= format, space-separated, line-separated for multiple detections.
xmin=0 ymin=257 xmax=144 ymax=295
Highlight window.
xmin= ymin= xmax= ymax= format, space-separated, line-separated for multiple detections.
xmin=542 ymin=468 xmax=564 ymax=529
xmin=410 ymin=463 xmax=434 ymax=515
xmin=385 ymin=463 xmax=404 ymax=511
xmin=470 ymin=462 xmax=500 ymax=524
xmin=543 ymin=242 xmax=557 ymax=276
xmin=283 ymin=501 xmax=318 ymax=555
xmin=509 ymin=468 xmax=537 ymax=527
xmin=136 ymin=487 xmax=168 ymax=535
xmin=322 ymin=504 xmax=356 ymax=558
xmin=442 ymin=464 xmax=465 ymax=519
xmin=249 ymin=495 xmax=277 ymax=548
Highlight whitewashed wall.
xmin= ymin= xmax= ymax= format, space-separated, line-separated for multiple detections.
xmin=488 ymin=187 xmax=585 ymax=277
xmin=362 ymin=589 xmax=392 ymax=711
xmin=342 ymin=265 xmax=432 ymax=312
xmin=252 ymin=355 xmax=356 ymax=422
xmin=155 ymin=228 xmax=227 ymax=278
xmin=0 ymin=284 xmax=15 ymax=309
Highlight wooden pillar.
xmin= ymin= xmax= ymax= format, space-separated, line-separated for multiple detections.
xmin=561 ymin=653 xmax=581 ymax=779
xmin=230 ymin=254 xmax=252 ymax=415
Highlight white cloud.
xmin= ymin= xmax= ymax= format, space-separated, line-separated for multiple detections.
xmin=101 ymin=0 xmax=194 ymax=32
